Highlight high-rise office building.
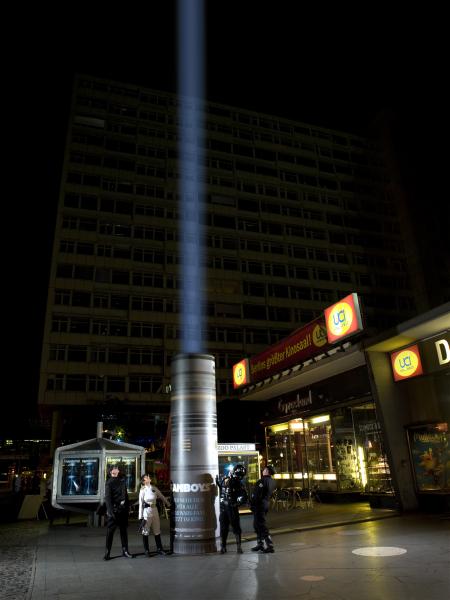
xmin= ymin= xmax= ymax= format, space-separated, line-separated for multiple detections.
xmin=39 ymin=74 xmax=423 ymax=443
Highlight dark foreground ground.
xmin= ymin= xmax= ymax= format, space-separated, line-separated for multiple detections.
xmin=1 ymin=501 xmax=448 ymax=600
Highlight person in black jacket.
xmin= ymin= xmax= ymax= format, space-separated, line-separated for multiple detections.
xmin=104 ymin=464 xmax=133 ymax=560
xmin=216 ymin=464 xmax=248 ymax=554
xmin=250 ymin=465 xmax=277 ymax=553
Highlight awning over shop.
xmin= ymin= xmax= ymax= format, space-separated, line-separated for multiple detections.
xmin=239 ymin=343 xmax=366 ymax=402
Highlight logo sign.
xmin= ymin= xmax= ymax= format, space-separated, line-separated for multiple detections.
xmin=232 ymin=358 xmax=250 ymax=389
xmin=218 ymin=443 xmax=256 ymax=452
xmin=420 ymin=331 xmax=450 ymax=374
xmin=391 ymin=344 xmax=424 ymax=381
xmin=171 ymin=483 xmax=213 ymax=493
xmin=324 ymin=293 xmax=363 ymax=343
xmin=248 ymin=317 xmax=330 ymax=384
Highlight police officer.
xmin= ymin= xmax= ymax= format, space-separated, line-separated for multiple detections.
xmin=250 ymin=465 xmax=276 ymax=553
xmin=104 ymin=464 xmax=133 ymax=560
xmin=216 ymin=464 xmax=248 ymax=554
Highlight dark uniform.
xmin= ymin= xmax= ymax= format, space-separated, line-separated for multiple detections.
xmin=216 ymin=464 xmax=248 ymax=554
xmin=250 ymin=466 xmax=276 ymax=553
xmin=104 ymin=465 xmax=132 ymax=560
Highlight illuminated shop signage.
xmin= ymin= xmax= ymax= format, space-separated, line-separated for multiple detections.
xmin=218 ymin=443 xmax=256 ymax=452
xmin=420 ymin=331 xmax=450 ymax=374
xmin=232 ymin=358 xmax=251 ymax=389
xmin=232 ymin=317 xmax=330 ymax=387
xmin=324 ymin=293 xmax=363 ymax=343
xmin=391 ymin=344 xmax=424 ymax=381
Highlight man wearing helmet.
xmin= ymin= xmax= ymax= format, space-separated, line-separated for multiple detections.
xmin=250 ymin=465 xmax=277 ymax=553
xmin=216 ymin=464 xmax=248 ymax=554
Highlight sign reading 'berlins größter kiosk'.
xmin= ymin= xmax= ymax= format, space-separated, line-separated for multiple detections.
xmin=233 ymin=317 xmax=330 ymax=388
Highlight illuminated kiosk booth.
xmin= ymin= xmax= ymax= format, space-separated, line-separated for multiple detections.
xmin=52 ymin=435 xmax=145 ymax=515
xmin=218 ymin=443 xmax=261 ymax=512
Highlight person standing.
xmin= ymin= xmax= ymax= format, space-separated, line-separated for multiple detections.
xmin=216 ymin=464 xmax=248 ymax=554
xmin=250 ymin=465 xmax=277 ymax=553
xmin=138 ymin=474 xmax=170 ymax=556
xmin=104 ymin=464 xmax=133 ymax=560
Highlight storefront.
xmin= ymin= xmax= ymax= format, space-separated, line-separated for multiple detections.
xmin=365 ymin=303 xmax=449 ymax=512
xmin=233 ymin=295 xmax=449 ymax=512
xmin=233 ymin=294 xmax=393 ymax=504
xmin=265 ymin=397 xmax=392 ymax=501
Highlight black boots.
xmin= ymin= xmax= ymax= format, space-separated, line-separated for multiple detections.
xmin=155 ymin=534 xmax=168 ymax=555
xmin=263 ymin=535 xmax=275 ymax=553
xmin=251 ymin=539 xmax=264 ymax=552
xmin=104 ymin=550 xmax=111 ymax=561
xmin=235 ymin=534 xmax=243 ymax=554
xmin=122 ymin=547 xmax=133 ymax=558
xmin=220 ymin=534 xmax=227 ymax=554
xmin=143 ymin=535 xmax=151 ymax=557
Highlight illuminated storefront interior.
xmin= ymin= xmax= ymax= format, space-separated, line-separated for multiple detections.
xmin=265 ymin=402 xmax=393 ymax=497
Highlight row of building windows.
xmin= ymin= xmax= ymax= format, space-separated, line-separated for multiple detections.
xmin=50 ymin=314 xmax=297 ymax=345
xmin=69 ymin=145 xmax=383 ymax=183
xmin=76 ymin=79 xmax=374 ymax=151
xmin=49 ymin=344 xmax=164 ymax=365
xmin=47 ymin=374 xmax=163 ymax=393
xmin=67 ymin=164 xmax=380 ymax=197
xmin=63 ymin=191 xmax=398 ymax=225
xmin=48 ymin=344 xmax=243 ymax=369
xmin=60 ymin=235 xmax=407 ymax=274
xmin=61 ymin=214 xmax=403 ymax=252
xmin=46 ymin=372 xmax=234 ymax=396
xmin=55 ymin=260 xmax=409 ymax=291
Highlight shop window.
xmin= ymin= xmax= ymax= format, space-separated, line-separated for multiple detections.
xmin=349 ymin=403 xmax=393 ymax=495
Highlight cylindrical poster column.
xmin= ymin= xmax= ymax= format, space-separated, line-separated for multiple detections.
xmin=170 ymin=353 xmax=219 ymax=553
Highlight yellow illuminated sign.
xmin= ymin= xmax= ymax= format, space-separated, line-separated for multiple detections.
xmin=391 ymin=345 xmax=424 ymax=381
xmin=324 ymin=293 xmax=363 ymax=343
xmin=232 ymin=358 xmax=250 ymax=388
xmin=312 ymin=324 xmax=327 ymax=347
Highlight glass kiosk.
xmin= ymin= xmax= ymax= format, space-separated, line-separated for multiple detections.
xmin=218 ymin=443 xmax=261 ymax=512
xmin=52 ymin=436 xmax=145 ymax=515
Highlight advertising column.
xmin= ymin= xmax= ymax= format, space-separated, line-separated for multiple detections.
xmin=170 ymin=354 xmax=220 ymax=553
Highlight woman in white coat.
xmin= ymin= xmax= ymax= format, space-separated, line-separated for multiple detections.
xmin=138 ymin=474 xmax=170 ymax=556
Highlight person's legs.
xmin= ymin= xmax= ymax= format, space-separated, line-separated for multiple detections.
xmin=260 ymin=511 xmax=274 ymax=553
xmin=118 ymin=513 xmax=132 ymax=557
xmin=104 ymin=515 xmax=117 ymax=560
xmin=151 ymin=510 xmax=168 ymax=555
xmin=219 ymin=509 xmax=230 ymax=553
xmin=251 ymin=510 xmax=264 ymax=551
xmin=142 ymin=534 xmax=151 ymax=556
xmin=230 ymin=507 xmax=243 ymax=553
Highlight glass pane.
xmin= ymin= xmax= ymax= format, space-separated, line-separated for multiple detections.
xmin=351 ymin=403 xmax=393 ymax=494
xmin=105 ymin=456 xmax=137 ymax=492
xmin=60 ymin=457 xmax=99 ymax=496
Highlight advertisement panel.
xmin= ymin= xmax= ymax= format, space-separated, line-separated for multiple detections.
xmin=407 ymin=423 xmax=449 ymax=492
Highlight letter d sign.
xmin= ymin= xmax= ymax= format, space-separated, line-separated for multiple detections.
xmin=435 ymin=339 xmax=450 ymax=365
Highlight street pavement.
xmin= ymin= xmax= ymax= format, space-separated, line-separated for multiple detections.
xmin=0 ymin=502 xmax=448 ymax=600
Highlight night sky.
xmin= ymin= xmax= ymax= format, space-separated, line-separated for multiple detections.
xmin=5 ymin=5 xmax=446 ymax=433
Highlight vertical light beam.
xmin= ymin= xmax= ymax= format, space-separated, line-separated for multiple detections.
xmin=178 ymin=0 xmax=205 ymax=353
xmin=172 ymin=0 xmax=220 ymax=555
